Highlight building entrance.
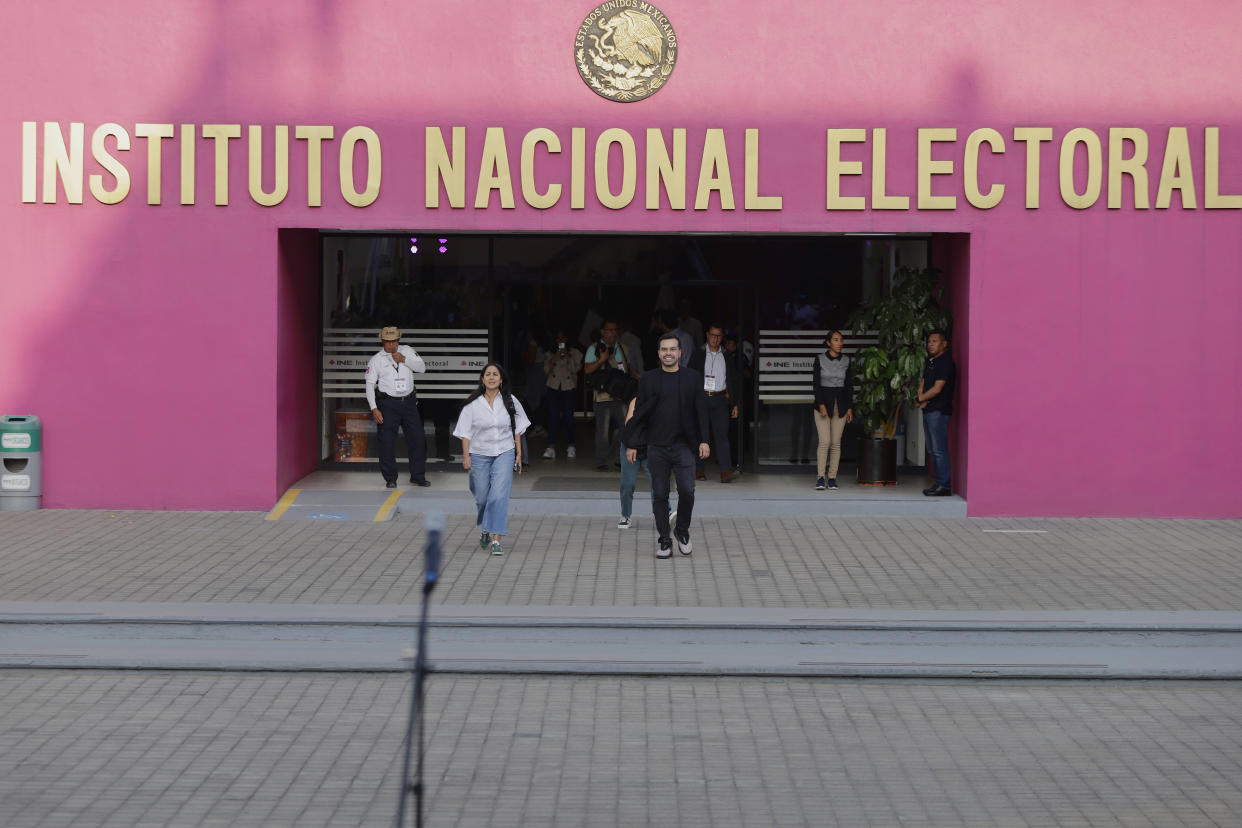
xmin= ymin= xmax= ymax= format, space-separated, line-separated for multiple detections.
xmin=318 ymin=232 xmax=935 ymax=480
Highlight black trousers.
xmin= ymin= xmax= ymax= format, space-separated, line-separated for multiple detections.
xmin=648 ymin=442 xmax=696 ymax=540
xmin=377 ymin=394 xmax=426 ymax=483
xmin=696 ymin=394 xmax=733 ymax=472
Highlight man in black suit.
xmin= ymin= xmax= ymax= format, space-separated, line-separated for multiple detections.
xmin=687 ymin=324 xmax=742 ymax=483
xmin=625 ymin=332 xmax=711 ymax=559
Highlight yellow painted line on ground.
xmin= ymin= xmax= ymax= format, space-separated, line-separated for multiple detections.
xmin=266 ymin=488 xmax=302 ymax=521
xmin=374 ymin=489 xmax=403 ymax=522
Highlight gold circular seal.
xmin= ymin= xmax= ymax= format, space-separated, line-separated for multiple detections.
xmin=575 ymin=2 xmax=678 ymax=102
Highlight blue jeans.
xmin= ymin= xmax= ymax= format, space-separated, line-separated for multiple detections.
xmin=619 ymin=442 xmax=656 ymax=519
xmin=923 ymin=410 xmax=952 ymax=489
xmin=468 ymin=449 xmax=515 ymax=535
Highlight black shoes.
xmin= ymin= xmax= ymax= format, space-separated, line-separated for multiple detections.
xmin=385 ymin=480 xmax=397 ymax=489
xmin=923 ymin=486 xmax=952 ymax=497
xmin=410 ymin=478 xmax=432 ymax=487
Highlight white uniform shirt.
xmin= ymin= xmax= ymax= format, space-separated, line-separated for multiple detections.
xmin=453 ymin=394 xmax=531 ymax=457
xmin=365 ymin=345 xmax=426 ymax=409
xmin=702 ymin=347 xmax=727 ymax=392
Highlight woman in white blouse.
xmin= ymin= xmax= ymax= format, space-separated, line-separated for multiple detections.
xmin=453 ymin=363 xmax=530 ymax=556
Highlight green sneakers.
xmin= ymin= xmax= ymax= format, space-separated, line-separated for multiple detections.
xmin=489 ymin=540 xmax=504 ymax=556
xmin=479 ymin=530 xmax=490 ymax=550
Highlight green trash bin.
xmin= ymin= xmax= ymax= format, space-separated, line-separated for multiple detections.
xmin=1 ymin=415 xmax=42 ymax=510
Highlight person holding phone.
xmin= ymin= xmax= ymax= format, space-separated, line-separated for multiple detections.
xmin=454 ymin=363 xmax=530 ymax=556
xmin=542 ymin=329 xmax=583 ymax=460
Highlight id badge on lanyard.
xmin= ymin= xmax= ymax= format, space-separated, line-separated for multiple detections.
xmin=392 ymin=358 xmax=410 ymax=395
xmin=704 ymin=374 xmax=717 ymax=391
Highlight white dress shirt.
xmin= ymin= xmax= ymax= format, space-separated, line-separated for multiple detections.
xmin=365 ymin=345 xmax=426 ymax=409
xmin=453 ymin=394 xmax=531 ymax=457
xmin=702 ymin=347 xmax=727 ymax=392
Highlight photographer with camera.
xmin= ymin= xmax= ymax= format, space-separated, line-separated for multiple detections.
xmin=541 ymin=329 xmax=583 ymax=460
xmin=584 ymin=321 xmax=638 ymax=471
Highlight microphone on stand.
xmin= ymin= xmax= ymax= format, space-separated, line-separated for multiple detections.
xmin=397 ymin=511 xmax=445 ymax=828
xmin=424 ymin=512 xmax=444 ymax=592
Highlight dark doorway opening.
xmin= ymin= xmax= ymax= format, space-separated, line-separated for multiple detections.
xmin=318 ymin=232 xmax=931 ymax=476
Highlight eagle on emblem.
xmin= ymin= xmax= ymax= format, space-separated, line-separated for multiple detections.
xmin=597 ymin=10 xmax=663 ymax=66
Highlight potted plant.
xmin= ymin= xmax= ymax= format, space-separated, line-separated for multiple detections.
xmin=846 ymin=266 xmax=953 ymax=484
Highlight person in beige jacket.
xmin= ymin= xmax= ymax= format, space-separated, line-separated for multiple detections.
xmin=542 ymin=329 xmax=583 ymax=459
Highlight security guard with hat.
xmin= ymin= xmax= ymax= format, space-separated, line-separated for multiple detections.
xmin=366 ymin=327 xmax=431 ymax=488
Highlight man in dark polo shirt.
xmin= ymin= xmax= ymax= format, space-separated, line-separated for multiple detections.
xmin=917 ymin=329 xmax=956 ymax=496
xmin=624 ymin=332 xmax=711 ymax=559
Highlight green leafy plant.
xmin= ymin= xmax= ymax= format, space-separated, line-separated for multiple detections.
xmin=846 ymin=266 xmax=953 ymax=437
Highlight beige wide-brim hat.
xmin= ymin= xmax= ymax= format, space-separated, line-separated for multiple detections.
xmin=380 ymin=327 xmax=401 ymax=341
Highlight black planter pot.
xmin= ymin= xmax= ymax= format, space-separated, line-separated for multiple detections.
xmin=856 ymin=437 xmax=897 ymax=485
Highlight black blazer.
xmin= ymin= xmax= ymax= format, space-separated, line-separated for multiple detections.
xmin=687 ymin=346 xmax=743 ymax=407
xmin=624 ymin=367 xmax=711 ymax=449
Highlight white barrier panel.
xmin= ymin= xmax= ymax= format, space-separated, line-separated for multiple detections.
xmin=756 ymin=330 xmax=876 ymax=403
xmin=323 ymin=328 xmax=489 ymax=400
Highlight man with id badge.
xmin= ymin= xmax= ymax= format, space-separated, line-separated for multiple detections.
xmin=688 ymin=324 xmax=741 ymax=483
xmin=366 ymin=327 xmax=430 ymax=489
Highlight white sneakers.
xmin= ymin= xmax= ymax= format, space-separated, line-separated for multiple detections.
xmin=617 ymin=516 xmax=632 ymax=529
xmin=542 ymin=447 xmax=555 ymax=459
xmin=674 ymin=529 xmax=693 ymax=556
xmin=567 ymin=446 xmax=576 ymax=459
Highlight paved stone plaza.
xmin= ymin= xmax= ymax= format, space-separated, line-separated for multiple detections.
xmin=1 ymin=510 xmax=1241 ymax=826
xmin=3 ymin=672 xmax=1241 ymax=827
xmin=1 ymin=511 xmax=1239 ymax=610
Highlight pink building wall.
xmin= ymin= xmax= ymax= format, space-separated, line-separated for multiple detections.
xmin=3 ymin=0 xmax=1240 ymax=515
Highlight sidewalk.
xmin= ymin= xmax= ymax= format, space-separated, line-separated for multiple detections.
xmin=2 ymin=510 xmax=1241 ymax=827
xmin=1 ymin=510 xmax=1238 ymax=611
xmin=3 ymin=671 xmax=1240 ymax=827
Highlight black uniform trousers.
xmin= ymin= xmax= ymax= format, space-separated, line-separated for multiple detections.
xmin=648 ymin=442 xmax=696 ymax=541
xmin=695 ymin=394 xmax=733 ymax=472
xmin=377 ymin=393 xmax=427 ymax=483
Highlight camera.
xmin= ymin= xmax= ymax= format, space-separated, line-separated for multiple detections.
xmin=557 ymin=342 xmax=566 ymax=351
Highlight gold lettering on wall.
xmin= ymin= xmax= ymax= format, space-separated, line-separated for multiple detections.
xmin=14 ymin=121 xmax=1242 ymax=214
xmin=826 ymin=129 xmax=865 ymax=210
xmin=1204 ymin=127 xmax=1242 ymax=209
xmin=1013 ymin=127 xmax=1053 ymax=209
xmin=917 ymin=128 xmax=957 ymax=210
xmin=474 ymin=127 xmax=514 ymax=209
xmin=180 ymin=123 xmax=196 ymax=205
xmin=295 ymin=126 xmax=333 ymax=207
xmin=571 ymin=127 xmax=586 ymax=209
xmin=201 ymin=124 xmax=241 ymax=205
xmin=870 ymin=128 xmax=908 ymax=210
xmin=1156 ymin=127 xmax=1196 ymax=209
xmin=21 ymin=122 xmax=36 ymax=203
xmin=248 ymin=125 xmax=289 ymax=207
xmin=339 ymin=126 xmax=381 ymax=208
xmin=135 ymin=124 xmax=174 ymax=205
xmin=1108 ymin=128 xmax=1149 ymax=209
xmin=695 ymin=129 xmax=734 ymax=210
xmin=964 ymin=128 xmax=1004 ymax=209
xmin=425 ymin=126 xmax=465 ymax=209
xmin=89 ymin=123 xmax=131 ymax=204
xmin=520 ymin=128 xmax=562 ymax=209
xmin=42 ymin=121 xmax=84 ymax=204
xmin=595 ymin=128 xmax=636 ymax=209
xmin=745 ymin=129 xmax=782 ymax=210
xmin=1058 ymin=128 xmax=1102 ymax=209
xmin=646 ymin=128 xmax=686 ymax=210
